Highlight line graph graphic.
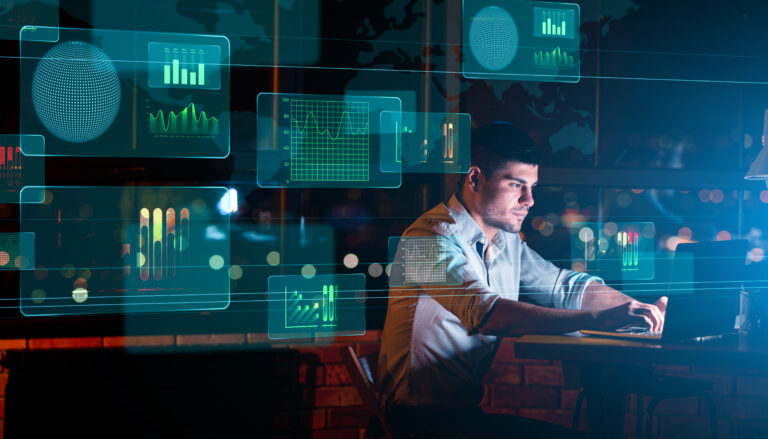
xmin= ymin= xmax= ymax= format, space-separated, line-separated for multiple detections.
xmin=290 ymin=99 xmax=369 ymax=182
xmin=388 ymin=236 xmax=463 ymax=286
xmin=403 ymin=237 xmax=448 ymax=284
xmin=148 ymin=102 xmax=219 ymax=138
xmin=0 ymin=234 xmax=21 ymax=268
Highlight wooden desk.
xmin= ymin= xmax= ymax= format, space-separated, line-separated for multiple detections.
xmin=514 ymin=334 xmax=768 ymax=438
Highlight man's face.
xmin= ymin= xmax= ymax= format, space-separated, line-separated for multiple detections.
xmin=476 ymin=161 xmax=538 ymax=234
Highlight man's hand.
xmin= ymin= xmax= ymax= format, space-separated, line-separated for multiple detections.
xmin=592 ymin=296 xmax=667 ymax=332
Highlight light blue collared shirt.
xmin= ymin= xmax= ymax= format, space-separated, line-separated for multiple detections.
xmin=377 ymin=195 xmax=603 ymax=410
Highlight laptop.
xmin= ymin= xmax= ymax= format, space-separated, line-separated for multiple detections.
xmin=581 ymin=239 xmax=748 ymax=342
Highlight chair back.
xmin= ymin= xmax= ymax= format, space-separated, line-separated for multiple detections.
xmin=339 ymin=346 xmax=396 ymax=439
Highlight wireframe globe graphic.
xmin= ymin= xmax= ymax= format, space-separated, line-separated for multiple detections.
xmin=469 ymin=6 xmax=519 ymax=71
xmin=31 ymin=41 xmax=121 ymax=143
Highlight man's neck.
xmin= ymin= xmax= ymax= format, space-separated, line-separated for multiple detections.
xmin=456 ymin=192 xmax=500 ymax=245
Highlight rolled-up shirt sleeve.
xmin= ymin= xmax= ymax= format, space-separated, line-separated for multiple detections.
xmin=518 ymin=241 xmax=604 ymax=310
xmin=393 ymin=231 xmax=501 ymax=335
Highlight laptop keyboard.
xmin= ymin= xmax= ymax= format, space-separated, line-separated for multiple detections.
xmin=616 ymin=326 xmax=663 ymax=337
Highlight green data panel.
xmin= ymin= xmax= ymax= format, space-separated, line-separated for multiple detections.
xmin=256 ymin=93 xmax=401 ymax=188
xmin=19 ymin=26 xmax=229 ymax=157
xmin=462 ymin=0 xmax=580 ymax=83
xmin=380 ymin=112 xmax=471 ymax=173
xmin=388 ymin=236 xmax=464 ymax=286
xmin=570 ymin=222 xmax=655 ymax=281
xmin=0 ymin=232 xmax=35 ymax=270
xmin=0 ymin=1 xmax=58 ymax=40
xmin=267 ymin=274 xmax=366 ymax=340
xmin=20 ymin=187 xmax=230 ymax=316
xmin=0 ymin=134 xmax=45 ymax=204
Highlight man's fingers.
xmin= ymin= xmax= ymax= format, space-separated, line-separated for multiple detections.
xmin=634 ymin=314 xmax=653 ymax=329
xmin=632 ymin=303 xmax=663 ymax=331
xmin=654 ymin=296 xmax=669 ymax=314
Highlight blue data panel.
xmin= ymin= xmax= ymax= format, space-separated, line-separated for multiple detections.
xmin=462 ymin=0 xmax=580 ymax=83
xmin=20 ymin=186 xmax=230 ymax=316
xmin=267 ymin=274 xmax=366 ymax=340
xmin=570 ymin=222 xmax=655 ymax=281
xmin=256 ymin=93 xmax=402 ymax=188
xmin=19 ymin=26 xmax=230 ymax=158
xmin=380 ymin=112 xmax=471 ymax=173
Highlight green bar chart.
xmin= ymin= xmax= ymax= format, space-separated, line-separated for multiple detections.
xmin=148 ymin=42 xmax=221 ymax=90
xmin=533 ymin=7 xmax=575 ymax=39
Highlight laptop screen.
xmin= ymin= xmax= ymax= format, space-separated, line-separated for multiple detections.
xmin=664 ymin=240 xmax=748 ymax=339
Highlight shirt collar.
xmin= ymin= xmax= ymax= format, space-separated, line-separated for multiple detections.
xmin=447 ymin=194 xmax=489 ymax=246
xmin=446 ymin=194 xmax=510 ymax=254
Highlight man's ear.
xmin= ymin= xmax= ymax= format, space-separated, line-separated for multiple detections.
xmin=466 ymin=167 xmax=482 ymax=192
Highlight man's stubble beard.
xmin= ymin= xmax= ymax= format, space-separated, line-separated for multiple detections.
xmin=479 ymin=192 xmax=526 ymax=234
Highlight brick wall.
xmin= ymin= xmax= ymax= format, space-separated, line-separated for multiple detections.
xmin=1 ymin=333 xmax=767 ymax=438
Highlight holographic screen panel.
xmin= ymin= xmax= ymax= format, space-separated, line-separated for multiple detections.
xmin=570 ymin=222 xmax=655 ymax=281
xmin=20 ymin=186 xmax=231 ymax=316
xmin=19 ymin=26 xmax=230 ymax=158
xmin=380 ymin=112 xmax=471 ymax=173
xmin=0 ymin=134 xmax=45 ymax=204
xmin=256 ymin=93 xmax=402 ymax=188
xmin=267 ymin=274 xmax=366 ymax=340
xmin=0 ymin=0 xmax=58 ymax=40
xmin=0 ymin=232 xmax=35 ymax=270
xmin=388 ymin=236 xmax=464 ymax=287
xmin=462 ymin=0 xmax=580 ymax=83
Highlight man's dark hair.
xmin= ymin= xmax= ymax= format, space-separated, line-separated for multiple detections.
xmin=460 ymin=122 xmax=542 ymax=191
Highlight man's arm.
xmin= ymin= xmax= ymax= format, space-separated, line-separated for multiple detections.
xmin=478 ymin=291 xmax=668 ymax=337
xmin=581 ymin=281 xmax=634 ymax=309
xmin=478 ymin=298 xmax=594 ymax=336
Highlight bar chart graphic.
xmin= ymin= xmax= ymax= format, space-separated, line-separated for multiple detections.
xmin=570 ymin=222 xmax=654 ymax=281
xmin=618 ymin=231 xmax=640 ymax=270
xmin=285 ymin=284 xmax=338 ymax=329
xmin=267 ymin=273 xmax=366 ymax=339
xmin=148 ymin=42 xmax=221 ymax=90
xmin=533 ymin=7 xmax=575 ymax=38
xmin=0 ymin=146 xmax=22 ymax=188
xmin=138 ymin=207 xmax=190 ymax=282
xmin=148 ymin=103 xmax=220 ymax=138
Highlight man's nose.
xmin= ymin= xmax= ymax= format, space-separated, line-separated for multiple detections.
xmin=520 ymin=189 xmax=534 ymax=208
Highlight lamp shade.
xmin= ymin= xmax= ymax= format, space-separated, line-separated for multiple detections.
xmin=745 ymin=144 xmax=768 ymax=180
xmin=745 ymin=109 xmax=768 ymax=182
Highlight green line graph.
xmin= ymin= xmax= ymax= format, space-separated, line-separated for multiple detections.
xmin=533 ymin=46 xmax=574 ymax=69
xmin=148 ymin=102 xmax=219 ymax=138
xmin=0 ymin=235 xmax=21 ymax=268
xmin=290 ymin=99 xmax=369 ymax=182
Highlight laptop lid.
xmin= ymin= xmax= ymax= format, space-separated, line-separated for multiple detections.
xmin=662 ymin=239 xmax=748 ymax=341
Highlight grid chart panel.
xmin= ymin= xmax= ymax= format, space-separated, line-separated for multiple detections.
xmin=290 ymin=99 xmax=370 ymax=182
xmin=403 ymin=237 xmax=448 ymax=284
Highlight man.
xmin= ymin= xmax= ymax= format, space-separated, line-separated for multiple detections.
xmin=377 ymin=122 xmax=666 ymax=438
